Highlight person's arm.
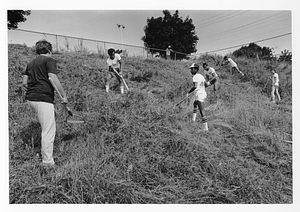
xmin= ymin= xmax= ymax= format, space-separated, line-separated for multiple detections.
xmin=48 ymin=73 xmax=67 ymax=103
xmin=209 ymin=72 xmax=217 ymax=82
xmin=22 ymin=75 xmax=28 ymax=89
xmin=118 ymin=59 xmax=122 ymax=75
xmin=186 ymin=82 xmax=196 ymax=97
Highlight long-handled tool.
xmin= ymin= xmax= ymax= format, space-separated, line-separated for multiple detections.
xmin=111 ymin=68 xmax=130 ymax=91
xmin=49 ymin=77 xmax=86 ymax=124
xmin=174 ymin=90 xmax=196 ymax=107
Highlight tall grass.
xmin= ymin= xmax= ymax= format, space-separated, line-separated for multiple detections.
xmin=8 ymin=44 xmax=292 ymax=204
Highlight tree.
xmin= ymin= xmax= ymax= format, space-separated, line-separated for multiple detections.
xmin=233 ymin=42 xmax=273 ymax=60
xmin=142 ymin=10 xmax=199 ymax=60
xmin=278 ymin=49 xmax=292 ymax=63
xmin=8 ymin=10 xmax=31 ymax=29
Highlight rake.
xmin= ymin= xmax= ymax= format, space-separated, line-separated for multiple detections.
xmin=111 ymin=68 xmax=130 ymax=91
xmin=49 ymin=77 xmax=86 ymax=124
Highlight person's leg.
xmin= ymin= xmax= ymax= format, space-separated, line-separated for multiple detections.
xmin=192 ymin=101 xmax=198 ymax=121
xmin=211 ymin=78 xmax=218 ymax=93
xmin=28 ymin=101 xmax=56 ymax=165
xmin=271 ymin=86 xmax=276 ymax=102
xmin=197 ymin=100 xmax=208 ymax=131
xmin=275 ymin=86 xmax=281 ymax=101
xmin=114 ymin=69 xmax=124 ymax=94
xmin=105 ymin=71 xmax=113 ymax=92
xmin=235 ymin=66 xmax=244 ymax=75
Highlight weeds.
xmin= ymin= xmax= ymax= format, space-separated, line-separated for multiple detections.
xmin=8 ymin=44 xmax=292 ymax=204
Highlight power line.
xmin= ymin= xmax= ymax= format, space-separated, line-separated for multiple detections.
xmin=201 ymin=21 xmax=291 ymax=46
xmin=193 ymin=10 xmax=231 ymax=25
xmin=194 ymin=11 xmax=242 ymax=27
xmin=199 ymin=12 xmax=290 ymax=40
xmin=195 ymin=10 xmax=250 ymax=29
xmin=199 ymin=32 xmax=291 ymax=54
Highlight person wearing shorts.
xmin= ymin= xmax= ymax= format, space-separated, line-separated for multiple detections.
xmin=222 ymin=56 xmax=244 ymax=76
xmin=187 ymin=63 xmax=209 ymax=131
xmin=271 ymin=69 xmax=281 ymax=103
xmin=203 ymin=62 xmax=219 ymax=93
xmin=106 ymin=48 xmax=124 ymax=94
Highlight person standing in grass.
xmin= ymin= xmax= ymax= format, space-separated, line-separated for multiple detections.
xmin=222 ymin=56 xmax=244 ymax=76
xmin=166 ymin=45 xmax=172 ymax=60
xmin=186 ymin=63 xmax=209 ymax=131
xmin=271 ymin=69 xmax=281 ymax=103
xmin=106 ymin=48 xmax=124 ymax=94
xmin=22 ymin=39 xmax=68 ymax=166
xmin=203 ymin=62 xmax=219 ymax=93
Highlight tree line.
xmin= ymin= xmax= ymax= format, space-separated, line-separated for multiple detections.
xmin=7 ymin=10 xmax=291 ymax=63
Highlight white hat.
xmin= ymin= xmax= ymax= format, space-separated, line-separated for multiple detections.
xmin=189 ymin=63 xmax=199 ymax=69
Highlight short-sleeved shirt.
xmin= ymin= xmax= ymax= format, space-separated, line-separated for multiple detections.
xmin=227 ymin=58 xmax=237 ymax=68
xmin=24 ymin=55 xmax=57 ymax=104
xmin=106 ymin=53 xmax=121 ymax=69
xmin=166 ymin=48 xmax=171 ymax=56
xmin=273 ymin=73 xmax=279 ymax=86
xmin=203 ymin=67 xmax=218 ymax=80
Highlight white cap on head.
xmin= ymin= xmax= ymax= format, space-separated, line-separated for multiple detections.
xmin=189 ymin=63 xmax=199 ymax=69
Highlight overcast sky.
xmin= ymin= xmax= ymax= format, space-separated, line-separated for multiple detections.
xmin=6 ymin=1 xmax=295 ymax=56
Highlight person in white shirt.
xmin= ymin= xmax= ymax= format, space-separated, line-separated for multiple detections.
xmin=166 ymin=46 xmax=172 ymax=60
xmin=186 ymin=63 xmax=209 ymax=131
xmin=106 ymin=48 xmax=124 ymax=94
xmin=203 ymin=62 xmax=219 ymax=93
xmin=222 ymin=56 xmax=244 ymax=76
xmin=271 ymin=69 xmax=281 ymax=103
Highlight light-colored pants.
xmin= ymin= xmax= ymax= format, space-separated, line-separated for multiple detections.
xmin=28 ymin=101 xmax=56 ymax=165
xmin=271 ymin=85 xmax=281 ymax=101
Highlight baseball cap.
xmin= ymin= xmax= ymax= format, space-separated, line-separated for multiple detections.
xmin=189 ymin=63 xmax=199 ymax=69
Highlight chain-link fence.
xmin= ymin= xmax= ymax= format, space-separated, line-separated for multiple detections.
xmin=8 ymin=28 xmax=189 ymax=59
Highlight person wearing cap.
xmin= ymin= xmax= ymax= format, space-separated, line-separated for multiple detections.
xmin=222 ymin=56 xmax=244 ymax=76
xmin=203 ymin=62 xmax=219 ymax=93
xmin=106 ymin=48 xmax=124 ymax=94
xmin=271 ymin=69 xmax=281 ymax=103
xmin=166 ymin=46 xmax=172 ymax=60
xmin=186 ymin=63 xmax=209 ymax=131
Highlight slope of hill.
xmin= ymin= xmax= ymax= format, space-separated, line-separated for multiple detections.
xmin=8 ymin=44 xmax=292 ymax=204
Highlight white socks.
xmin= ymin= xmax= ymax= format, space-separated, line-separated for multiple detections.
xmin=192 ymin=113 xmax=197 ymax=122
xmin=203 ymin=122 xmax=208 ymax=131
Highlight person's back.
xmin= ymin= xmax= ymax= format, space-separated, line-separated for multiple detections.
xmin=227 ymin=58 xmax=237 ymax=67
xmin=193 ymin=73 xmax=206 ymax=94
xmin=25 ymin=55 xmax=56 ymax=103
xmin=273 ymin=72 xmax=279 ymax=86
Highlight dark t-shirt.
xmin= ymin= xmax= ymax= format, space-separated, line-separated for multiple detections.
xmin=24 ymin=55 xmax=57 ymax=104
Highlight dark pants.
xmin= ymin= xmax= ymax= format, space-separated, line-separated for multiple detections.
xmin=193 ymin=100 xmax=205 ymax=118
xmin=210 ymin=77 xmax=219 ymax=92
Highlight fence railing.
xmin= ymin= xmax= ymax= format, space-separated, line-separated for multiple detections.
xmin=8 ymin=28 xmax=189 ymax=59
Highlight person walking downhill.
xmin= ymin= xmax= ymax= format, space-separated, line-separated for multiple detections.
xmin=203 ymin=62 xmax=219 ymax=94
xmin=271 ymin=69 xmax=281 ymax=103
xmin=106 ymin=48 xmax=124 ymax=94
xmin=22 ymin=39 xmax=68 ymax=166
xmin=186 ymin=63 xmax=209 ymax=131
xmin=222 ymin=56 xmax=244 ymax=76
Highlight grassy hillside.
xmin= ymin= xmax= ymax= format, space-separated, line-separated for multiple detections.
xmin=8 ymin=44 xmax=292 ymax=204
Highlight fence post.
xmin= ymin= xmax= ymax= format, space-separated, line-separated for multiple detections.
xmin=175 ymin=52 xmax=177 ymax=60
